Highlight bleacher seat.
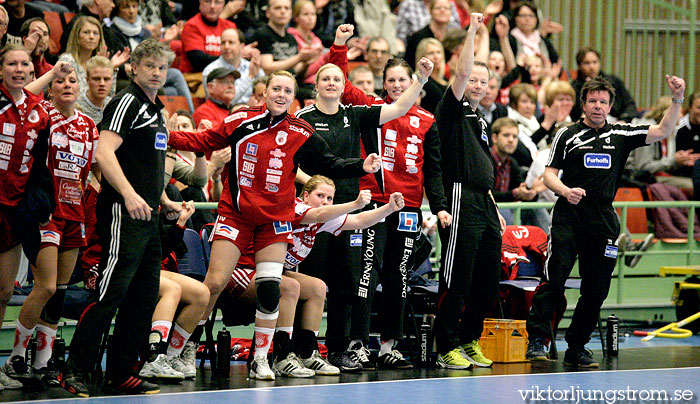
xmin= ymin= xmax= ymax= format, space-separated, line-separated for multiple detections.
xmin=615 ymin=187 xmax=649 ymax=234
xmin=44 ymin=11 xmax=76 ymax=56
xmin=159 ymin=95 xmax=191 ymax=115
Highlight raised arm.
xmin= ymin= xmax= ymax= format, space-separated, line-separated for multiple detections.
xmin=24 ymin=61 xmax=73 ymax=95
xmin=300 ymin=189 xmax=372 ymax=224
xmin=341 ymin=192 xmax=405 ymax=230
xmin=332 ymin=24 xmax=377 ymax=106
xmin=647 ymin=75 xmax=686 ymax=143
xmin=167 ymin=113 xmax=231 ymax=152
xmin=451 ymin=13 xmax=484 ymax=100
xmin=378 ymin=57 xmax=433 ymax=124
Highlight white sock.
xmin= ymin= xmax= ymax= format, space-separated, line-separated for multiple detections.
xmin=379 ymin=339 xmax=394 ymax=356
xmin=33 ymin=325 xmax=56 ymax=369
xmin=349 ymin=339 xmax=363 ymax=351
xmin=166 ymin=323 xmax=192 ymax=357
xmin=254 ymin=327 xmax=274 ymax=360
xmin=151 ymin=320 xmax=172 ymax=342
xmin=275 ymin=326 xmax=293 ymax=339
xmin=11 ymin=320 xmax=35 ymax=359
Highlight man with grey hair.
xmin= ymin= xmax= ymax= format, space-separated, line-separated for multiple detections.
xmin=59 ymin=39 xmax=182 ymax=398
xmin=202 ymin=28 xmax=264 ymax=105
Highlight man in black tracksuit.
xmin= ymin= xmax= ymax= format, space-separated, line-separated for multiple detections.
xmin=433 ymin=13 xmax=505 ymax=370
xmin=60 ymin=40 xmax=183 ymax=397
xmin=526 ymin=74 xmax=686 ymax=368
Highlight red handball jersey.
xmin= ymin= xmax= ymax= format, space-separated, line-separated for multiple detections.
xmin=169 ymin=105 xmax=365 ymax=226
xmin=237 ymin=198 xmax=348 ymax=269
xmin=500 ymin=225 xmax=548 ymax=280
xmin=41 ymin=100 xmax=99 ymax=221
xmin=328 ymin=45 xmax=447 ymax=213
xmin=0 ymin=86 xmax=51 ymax=207
xmin=179 ymin=14 xmax=236 ymax=73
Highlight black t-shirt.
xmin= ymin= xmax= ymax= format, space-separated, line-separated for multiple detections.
xmin=250 ymin=25 xmax=298 ymax=68
xmin=296 ymin=103 xmax=382 ymax=203
xmin=547 ymin=121 xmax=649 ymax=200
xmin=99 ymin=82 xmax=167 ymax=209
xmin=435 ymin=86 xmax=494 ymax=190
xmin=672 ymin=118 xmax=700 ymax=177
xmin=5 ymin=5 xmax=44 ymax=45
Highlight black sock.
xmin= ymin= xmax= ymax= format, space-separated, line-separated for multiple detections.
xmin=294 ymin=329 xmax=317 ymax=359
xmin=273 ymin=331 xmax=292 ymax=361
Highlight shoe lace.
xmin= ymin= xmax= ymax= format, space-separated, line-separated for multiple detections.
xmin=355 ymin=347 xmax=370 ymax=362
xmin=469 ymin=341 xmax=484 ymax=356
xmin=388 ymin=350 xmax=404 ymax=360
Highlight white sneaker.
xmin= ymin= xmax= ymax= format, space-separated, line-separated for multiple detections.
xmin=249 ymin=356 xmax=275 ymax=380
xmin=302 ymin=350 xmax=340 ymax=375
xmin=0 ymin=365 xmax=22 ymax=389
xmin=273 ymin=353 xmax=315 ymax=378
xmin=181 ymin=341 xmax=197 ymax=370
xmin=139 ymin=354 xmax=185 ymax=381
xmin=167 ymin=354 xmax=196 ymax=379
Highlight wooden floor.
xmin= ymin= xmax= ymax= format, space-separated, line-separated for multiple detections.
xmin=3 ymin=337 xmax=700 ymax=403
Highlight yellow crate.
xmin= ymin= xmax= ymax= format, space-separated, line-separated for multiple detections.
xmin=479 ymin=319 xmax=529 ymax=363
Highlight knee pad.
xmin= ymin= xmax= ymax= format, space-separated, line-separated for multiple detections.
xmin=40 ymin=284 xmax=67 ymax=325
xmin=255 ymin=262 xmax=282 ymax=320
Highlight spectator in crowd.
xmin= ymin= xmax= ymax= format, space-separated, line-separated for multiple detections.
xmin=348 ymin=65 xmax=376 ymax=96
xmin=179 ymin=0 xmax=237 ymax=73
xmin=507 ymin=82 xmax=540 ymax=166
xmin=571 ymin=46 xmax=638 ymax=122
xmin=313 ymin=0 xmax=356 ymax=47
xmin=77 ymin=56 xmax=114 ymax=125
xmin=490 ymin=117 xmax=537 ymax=208
xmin=194 ymin=67 xmax=239 ymax=126
xmin=248 ymin=76 xmax=267 ymax=106
xmin=489 ymin=14 xmax=517 ymax=77
xmin=505 ymin=1 xmax=559 ymax=65
xmin=105 ymin=0 xmax=194 ymax=111
xmin=442 ymin=25 xmax=488 ymax=79
xmin=670 ymin=90 xmax=700 ymax=183
xmin=404 ymin=0 xmax=454 ymax=71
xmin=139 ymin=0 xmax=178 ymax=38
xmin=352 ymin=0 xmax=399 ymax=55
xmin=0 ymin=6 xmax=9 ymax=45
xmin=4 ymin=0 xmax=44 ymax=46
xmin=365 ymin=36 xmax=392 ymax=95
xmin=415 ymin=37 xmax=447 ymax=113
xmin=452 ymin=0 xmax=485 ymax=28
xmin=60 ymin=0 xmax=116 ymax=52
xmin=478 ymin=73 xmax=508 ymax=131
xmin=202 ymin=28 xmax=264 ymax=105
xmin=290 ymin=0 xmax=335 ymax=87
xmin=396 ymin=0 xmax=461 ymax=46
xmin=251 ymin=0 xmax=321 ymax=77
xmin=20 ymin=18 xmax=53 ymax=79
xmin=627 ymin=96 xmax=692 ymax=189
xmin=59 ymin=16 xmax=130 ymax=98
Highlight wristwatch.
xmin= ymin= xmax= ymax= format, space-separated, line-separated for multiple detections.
xmin=672 ymin=97 xmax=684 ymax=104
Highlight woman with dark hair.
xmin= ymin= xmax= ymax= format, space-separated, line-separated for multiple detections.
xmin=327 ymin=24 xmax=451 ymax=370
xmin=506 ymin=1 xmax=558 ymax=64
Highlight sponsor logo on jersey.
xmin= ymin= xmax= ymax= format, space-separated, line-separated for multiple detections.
xmin=270 ymin=148 xmax=286 ymax=158
xmin=3 ymin=123 xmax=15 ymax=136
xmin=58 ymin=161 xmax=80 ymax=172
xmin=384 ymin=140 xmax=397 ymax=147
xmin=266 ymin=169 xmax=282 ymax=175
xmin=511 ymin=226 xmax=529 ymax=239
xmin=406 ymin=143 xmax=418 ymax=154
xmin=265 ymin=183 xmax=279 ymax=192
xmin=52 ymin=133 xmax=68 ymax=148
xmin=481 ymin=132 xmax=488 ymax=143
xmin=397 ymin=212 xmax=419 ymax=232
xmin=603 ymin=145 xmax=616 ymax=150
xmin=242 ymin=154 xmax=257 ymax=162
xmin=239 ymin=176 xmax=252 ymax=187
xmin=27 ymin=130 xmax=37 ymax=140
xmin=285 ymin=253 xmax=302 ymax=268
xmin=227 ymin=112 xmax=247 ymax=123
xmin=273 ymin=221 xmax=292 ymax=234
xmin=275 ymin=130 xmax=288 ymax=145
xmin=266 ymin=174 xmax=281 ymax=184
xmin=383 ymin=161 xmax=394 ymax=171
xmin=269 ymin=157 xmax=283 ymax=169
xmin=584 ymin=153 xmax=611 ymax=169
xmin=57 ymin=151 xmax=88 ymax=167
xmin=54 ymin=168 xmax=80 ymax=180
xmin=0 ymin=142 xmax=12 ymax=156
xmin=154 ymin=132 xmax=168 ymax=150
xmin=69 ymin=140 xmax=85 ymax=156
xmin=246 ymin=143 xmax=258 ymax=156
xmin=407 ymin=166 xmax=418 ymax=173
xmin=407 ymin=135 xmax=422 ymax=144
xmin=350 ymin=234 xmax=363 ymax=247
xmin=288 ymin=125 xmax=310 ymax=137
xmin=215 ymin=223 xmax=239 ymax=241
xmin=409 ymin=116 xmax=420 ymax=128
xmin=344 ymin=116 xmax=350 ymax=128
xmin=40 ymin=230 xmax=61 ymax=244
xmin=385 ymin=129 xmax=397 ymax=141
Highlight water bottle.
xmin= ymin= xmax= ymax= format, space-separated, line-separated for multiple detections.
xmin=52 ymin=336 xmax=66 ymax=369
xmin=606 ymin=314 xmax=619 ymax=357
xmin=420 ymin=315 xmax=432 ymax=368
xmin=217 ymin=328 xmax=231 ymax=374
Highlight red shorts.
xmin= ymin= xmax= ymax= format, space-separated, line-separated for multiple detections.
xmin=209 ymin=212 xmax=293 ymax=253
xmin=224 ymin=267 xmax=256 ymax=298
xmin=0 ymin=207 xmax=19 ymax=253
xmin=40 ymin=218 xmax=86 ymax=249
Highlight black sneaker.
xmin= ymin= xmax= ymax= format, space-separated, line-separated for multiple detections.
xmin=377 ymin=350 xmax=414 ymax=369
xmin=102 ymin=375 xmax=160 ymax=395
xmin=563 ymin=348 xmax=599 ymax=369
xmin=349 ymin=345 xmax=375 ymax=371
xmin=327 ymin=352 xmax=362 ymax=373
xmin=33 ymin=366 xmax=60 ymax=386
xmin=58 ymin=369 xmax=90 ymax=398
xmin=3 ymin=355 xmax=29 ymax=379
xmin=525 ymin=338 xmax=548 ymax=361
